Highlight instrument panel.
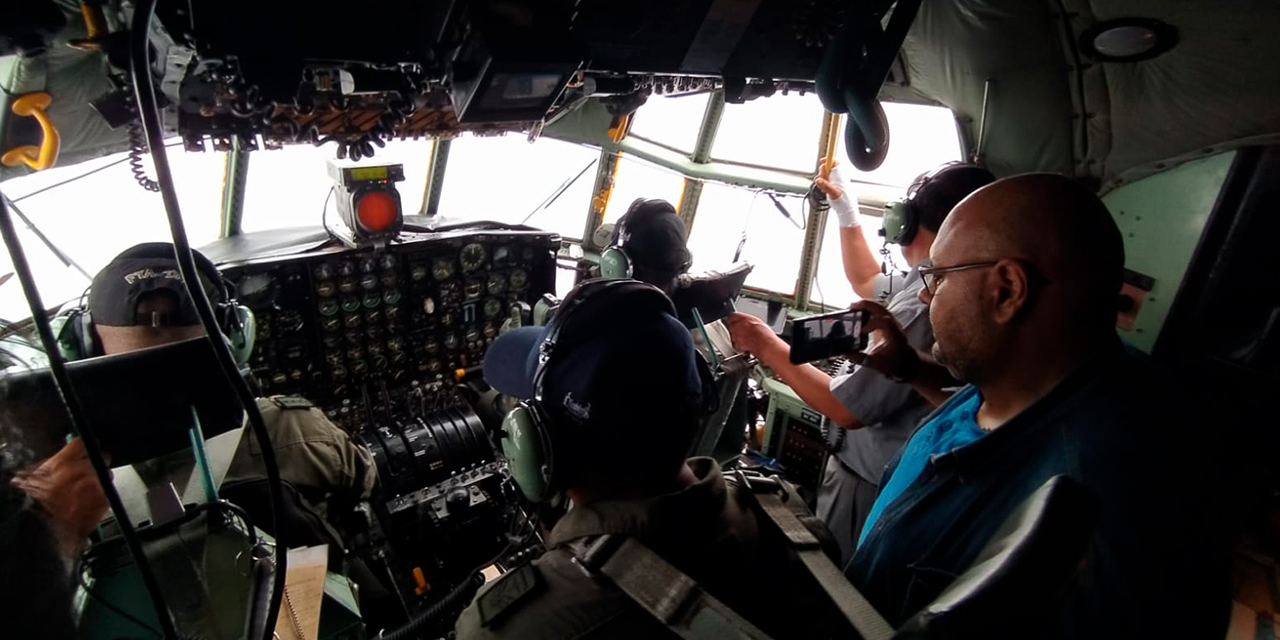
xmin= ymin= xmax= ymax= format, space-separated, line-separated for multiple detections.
xmin=220 ymin=230 xmax=558 ymax=416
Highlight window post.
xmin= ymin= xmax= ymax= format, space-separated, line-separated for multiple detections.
xmin=677 ymin=90 xmax=725 ymax=233
xmin=219 ymin=137 xmax=249 ymax=238
xmin=794 ymin=112 xmax=839 ymax=310
xmin=420 ymin=138 xmax=451 ymax=216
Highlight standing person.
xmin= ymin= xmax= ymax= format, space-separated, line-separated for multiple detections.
xmin=727 ymin=161 xmax=994 ymax=561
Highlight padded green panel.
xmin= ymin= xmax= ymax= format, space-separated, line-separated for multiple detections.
xmin=1102 ymin=151 xmax=1235 ymax=352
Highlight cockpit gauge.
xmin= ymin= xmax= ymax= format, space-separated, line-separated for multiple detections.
xmin=465 ymin=279 xmax=484 ymax=300
xmin=379 ymin=254 xmax=397 ymax=271
xmin=341 ymin=297 xmax=362 ymax=313
xmin=318 ymin=300 xmax=340 ymax=317
xmin=372 ymin=355 xmax=389 ymax=371
xmin=460 ymin=243 xmax=487 ymax=273
xmin=444 ymin=333 xmax=460 ymax=350
xmin=237 ymin=273 xmax=278 ymax=306
xmin=483 ymin=298 xmax=503 ymax=319
xmin=441 ymin=312 xmax=456 ymax=327
xmin=271 ymin=372 xmax=288 ymax=386
xmin=493 ymin=245 xmax=511 ymax=265
xmin=383 ymin=290 xmax=403 ymax=305
xmin=390 ymin=351 xmax=408 ymax=366
xmin=344 ymin=330 xmax=362 ymax=344
xmin=424 ymin=338 xmax=440 ymax=354
xmin=439 ymin=281 xmax=462 ymax=305
xmin=486 ymin=273 xmax=508 ymax=296
xmin=278 ymin=310 xmax=304 ymax=333
xmin=465 ymin=327 xmax=481 ymax=343
xmin=331 ymin=364 xmax=348 ymax=380
xmin=314 ymin=263 xmax=336 ymax=281
xmin=339 ymin=278 xmax=358 ymax=295
xmin=322 ymin=334 xmax=342 ymax=349
xmin=344 ymin=314 xmax=362 ymax=329
xmin=365 ymin=325 xmax=383 ymax=340
xmin=364 ymin=309 xmax=382 ymax=324
xmin=347 ymin=344 xmax=365 ymax=360
xmin=384 ymin=304 xmax=401 ymax=322
xmin=387 ymin=337 xmax=404 ymax=352
xmin=360 ymin=258 xmax=378 ymax=274
xmin=426 ymin=358 xmax=443 ymax=373
xmin=432 ymin=258 xmax=455 ymax=281
xmin=360 ymin=273 xmax=379 ymax=291
xmin=315 ymin=281 xmax=337 ymax=298
xmin=411 ymin=264 xmax=430 ymax=282
xmin=338 ymin=261 xmax=357 ymax=277
xmin=363 ymin=293 xmax=382 ymax=309
xmin=321 ymin=317 xmax=342 ymax=333
xmin=350 ymin=360 xmax=368 ymax=375
xmin=325 ymin=351 xmax=344 ymax=367
xmin=482 ymin=323 xmax=498 ymax=339
xmin=380 ymin=272 xmax=397 ymax=288
xmin=367 ymin=342 xmax=386 ymax=357
xmin=509 ymin=268 xmax=529 ymax=290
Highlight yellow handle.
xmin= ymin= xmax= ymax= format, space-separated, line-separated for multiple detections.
xmin=2 ymin=92 xmax=61 ymax=171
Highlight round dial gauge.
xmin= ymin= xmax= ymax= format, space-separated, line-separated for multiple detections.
xmin=359 ymin=258 xmax=377 ymax=273
xmin=237 ymin=274 xmax=277 ymax=306
xmin=424 ymin=338 xmax=440 ymax=354
xmin=350 ymin=360 xmax=368 ymax=375
xmin=383 ymin=289 xmax=402 ymax=305
xmin=380 ymin=272 xmax=397 ymax=288
xmin=325 ymin=351 xmax=344 ymax=367
xmin=343 ymin=314 xmax=362 ymax=329
xmin=379 ymin=254 xmax=397 ymax=270
xmin=460 ymin=243 xmax=487 ymax=273
xmin=439 ymin=281 xmax=461 ymax=305
xmin=341 ymin=297 xmax=361 ymax=313
xmin=390 ymin=351 xmax=408 ymax=366
xmin=410 ymin=264 xmax=430 ymax=282
xmin=338 ymin=261 xmax=357 ymax=277
xmin=465 ymin=279 xmax=483 ymax=300
xmin=364 ymin=309 xmax=382 ymax=324
xmin=322 ymin=333 xmax=342 ymax=348
xmin=432 ymin=258 xmax=455 ymax=281
xmin=330 ymin=364 xmax=348 ymax=380
xmin=318 ymin=300 xmax=339 ymax=317
xmin=338 ymin=278 xmax=358 ymax=295
xmin=362 ymin=292 xmax=382 ymax=309
xmin=483 ymin=298 xmax=503 ymax=319
xmin=277 ymin=310 xmax=304 ymax=333
xmin=372 ymin=355 xmax=388 ymax=371
xmin=493 ymin=245 xmax=511 ymax=264
xmin=384 ymin=304 xmax=401 ymax=322
xmin=482 ymin=323 xmax=498 ymax=339
xmin=386 ymin=337 xmax=404 ymax=352
xmin=365 ymin=325 xmax=382 ymax=340
xmin=360 ymin=273 xmax=379 ymax=290
xmin=465 ymin=328 xmax=481 ymax=343
xmin=367 ymin=342 xmax=385 ymax=357
xmin=346 ymin=345 xmax=364 ymax=361
xmin=441 ymin=312 xmax=455 ymax=327
xmin=315 ymin=281 xmax=337 ymax=298
xmin=426 ymin=358 xmax=443 ymax=373
xmin=486 ymin=273 xmax=508 ymax=296
xmin=509 ymin=269 xmax=529 ymax=290
xmin=444 ymin=333 xmax=460 ymax=350
xmin=313 ymin=263 xmax=335 ymax=281
xmin=321 ymin=317 xmax=341 ymax=333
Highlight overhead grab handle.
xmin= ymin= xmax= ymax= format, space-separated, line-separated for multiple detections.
xmin=2 ymin=92 xmax=61 ymax=171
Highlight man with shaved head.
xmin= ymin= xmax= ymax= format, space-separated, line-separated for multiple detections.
xmin=845 ymin=174 xmax=1228 ymax=637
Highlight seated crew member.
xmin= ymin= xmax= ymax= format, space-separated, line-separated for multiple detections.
xmin=846 ymin=174 xmax=1228 ymax=636
xmin=726 ymin=161 xmax=994 ymax=561
xmin=599 ymin=198 xmax=692 ymax=294
xmin=81 ymin=244 xmax=375 ymax=520
xmin=455 ymin=279 xmax=855 ymax=640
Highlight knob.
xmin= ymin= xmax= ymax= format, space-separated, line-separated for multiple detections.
xmin=445 ymin=487 xmax=471 ymax=514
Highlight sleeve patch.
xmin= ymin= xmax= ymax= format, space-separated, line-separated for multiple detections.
xmin=271 ymin=395 xmax=315 ymax=410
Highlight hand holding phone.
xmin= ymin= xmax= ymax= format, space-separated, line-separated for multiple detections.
xmin=789 ymin=308 xmax=870 ymax=364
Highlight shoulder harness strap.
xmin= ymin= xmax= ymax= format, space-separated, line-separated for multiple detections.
xmin=569 ymin=534 xmax=775 ymax=640
xmin=731 ymin=470 xmax=896 ymax=640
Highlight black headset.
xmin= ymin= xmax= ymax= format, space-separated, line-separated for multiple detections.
xmin=499 ymin=278 xmax=715 ymax=502
xmin=52 ymin=243 xmax=255 ymax=364
xmin=880 ymin=161 xmax=972 ymax=245
xmin=599 ymin=199 xmax=693 ymax=281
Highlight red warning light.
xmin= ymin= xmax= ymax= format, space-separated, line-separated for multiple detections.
xmin=356 ymin=191 xmax=399 ymax=232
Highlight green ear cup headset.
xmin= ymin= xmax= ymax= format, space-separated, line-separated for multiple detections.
xmin=500 ymin=279 xmax=715 ymax=502
xmin=880 ymin=161 xmax=969 ymax=245
xmin=52 ymin=245 xmax=255 ymax=366
xmin=599 ymin=199 xmax=693 ymax=281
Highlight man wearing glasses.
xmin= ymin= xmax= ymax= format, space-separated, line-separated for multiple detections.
xmin=846 ymin=173 xmax=1227 ymax=637
xmin=726 ymin=161 xmax=994 ymax=562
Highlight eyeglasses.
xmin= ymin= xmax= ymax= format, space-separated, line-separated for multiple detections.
xmin=917 ymin=259 xmax=1049 ymax=296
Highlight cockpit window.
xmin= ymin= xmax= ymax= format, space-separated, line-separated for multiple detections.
xmin=687 ymin=183 xmax=807 ymax=295
xmin=437 ymin=136 xmax=599 ymax=238
xmin=835 ymin=102 xmax=965 ymax=189
xmin=604 ymin=154 xmax=687 ymax=223
xmin=713 ymin=93 xmax=827 ymax=173
xmin=0 ymin=144 xmax=223 ymax=322
xmin=629 ymin=93 xmax=713 ymax=154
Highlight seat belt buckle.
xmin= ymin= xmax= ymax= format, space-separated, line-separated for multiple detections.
xmin=732 ymin=469 xmax=787 ymax=496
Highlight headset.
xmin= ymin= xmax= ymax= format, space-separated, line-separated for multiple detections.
xmin=880 ymin=161 xmax=971 ymax=246
xmin=51 ymin=244 xmax=256 ymax=366
xmin=599 ymin=199 xmax=693 ymax=281
xmin=500 ymin=278 xmax=715 ymax=502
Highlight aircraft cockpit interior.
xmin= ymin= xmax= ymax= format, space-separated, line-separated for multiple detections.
xmin=1 ymin=0 xmax=1278 ymax=638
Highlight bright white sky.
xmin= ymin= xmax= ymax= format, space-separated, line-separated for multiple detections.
xmin=0 ymin=95 xmax=959 ymax=321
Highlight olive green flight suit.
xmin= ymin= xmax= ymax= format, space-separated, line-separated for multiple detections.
xmin=454 ymin=457 xmax=856 ymax=640
xmin=224 ymin=396 xmax=376 ymax=514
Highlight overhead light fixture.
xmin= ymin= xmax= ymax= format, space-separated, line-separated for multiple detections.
xmin=1080 ymin=18 xmax=1178 ymax=63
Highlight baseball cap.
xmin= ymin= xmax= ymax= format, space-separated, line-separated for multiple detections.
xmin=613 ymin=199 xmax=693 ymax=275
xmin=483 ymin=281 xmax=703 ymax=430
xmin=88 ymin=243 xmax=224 ymax=327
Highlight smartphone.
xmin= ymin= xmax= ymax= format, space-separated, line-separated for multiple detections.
xmin=789 ymin=308 xmax=869 ymax=364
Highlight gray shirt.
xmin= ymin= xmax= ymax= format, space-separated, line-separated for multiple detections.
xmin=829 ymin=268 xmax=936 ymax=484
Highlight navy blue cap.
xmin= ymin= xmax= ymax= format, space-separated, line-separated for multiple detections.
xmin=484 ymin=295 xmax=702 ymax=429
